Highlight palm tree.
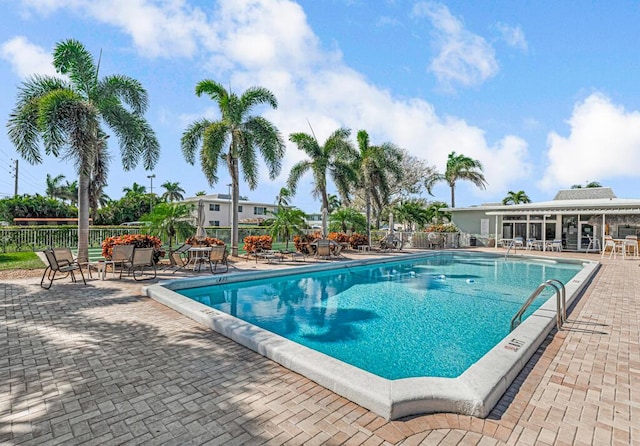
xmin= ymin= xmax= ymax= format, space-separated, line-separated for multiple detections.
xmin=425 ymin=201 xmax=451 ymax=224
xmin=275 ymin=187 xmax=292 ymax=207
xmin=352 ymin=129 xmax=403 ymax=243
xmin=327 ymin=194 xmax=341 ymax=213
xmin=62 ymin=180 xmax=78 ymax=206
xmin=7 ymin=39 xmax=159 ymax=262
xmin=329 ymin=207 xmax=366 ymax=233
xmin=195 ymin=191 xmax=207 ymax=196
xmin=287 ymin=128 xmax=355 ymax=237
xmin=141 ymin=202 xmax=195 ymax=252
xmin=425 ymin=151 xmax=487 ymax=208
xmin=161 ymin=181 xmax=185 ymax=202
xmin=502 ymin=190 xmax=531 ymax=205
xmin=266 ymin=207 xmax=307 ymax=251
xmin=393 ymin=200 xmax=430 ymax=231
xmin=122 ymin=182 xmax=147 ymax=196
xmin=45 ymin=174 xmax=66 ymax=201
xmin=181 ymin=80 xmax=285 ymax=257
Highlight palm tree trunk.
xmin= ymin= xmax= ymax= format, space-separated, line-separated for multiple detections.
xmin=77 ymin=171 xmax=90 ymax=263
xmin=365 ymin=189 xmax=371 ymax=247
xmin=230 ymin=155 xmax=240 ymax=257
xmin=321 ymin=190 xmax=329 ymax=238
xmin=450 ymin=184 xmax=456 ymax=208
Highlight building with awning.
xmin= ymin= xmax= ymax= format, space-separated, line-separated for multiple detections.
xmin=448 ymin=187 xmax=640 ymax=251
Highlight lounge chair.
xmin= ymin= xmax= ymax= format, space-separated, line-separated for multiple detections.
xmin=208 ymin=245 xmax=229 ymax=273
xmin=111 ymin=244 xmax=135 ymax=278
xmin=169 ymin=243 xmax=191 ymax=273
xmin=123 ymin=247 xmax=157 ymax=281
xmin=40 ymin=248 xmax=86 ymax=289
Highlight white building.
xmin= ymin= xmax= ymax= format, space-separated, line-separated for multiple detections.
xmin=183 ymin=194 xmax=277 ymax=227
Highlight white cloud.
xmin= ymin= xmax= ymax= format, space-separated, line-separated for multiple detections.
xmin=496 ymin=22 xmax=528 ymax=52
xmin=0 ymin=36 xmax=56 ymax=78
xmin=412 ymin=1 xmax=498 ymax=90
xmin=540 ymin=93 xmax=640 ymax=191
xmin=14 ymin=0 xmax=530 ymax=206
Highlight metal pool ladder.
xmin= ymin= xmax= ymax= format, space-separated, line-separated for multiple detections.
xmin=510 ymin=279 xmax=566 ymax=332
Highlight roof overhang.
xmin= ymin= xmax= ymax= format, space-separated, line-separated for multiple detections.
xmin=486 ymin=208 xmax=640 ymax=216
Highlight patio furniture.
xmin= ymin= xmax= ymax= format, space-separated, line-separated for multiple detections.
xmin=602 ymin=236 xmax=616 ymax=258
xmin=315 ymin=240 xmax=332 ymax=260
xmin=169 ymin=243 xmax=191 ymax=273
xmin=512 ymin=237 xmax=525 ymax=250
xmin=585 ymin=235 xmax=601 ymax=253
xmin=40 ymin=248 xmax=87 ymax=289
xmin=112 ymin=244 xmax=135 ymax=279
xmin=207 ymin=245 xmax=229 ymax=273
xmin=548 ymin=239 xmax=563 ymax=252
xmin=624 ymin=236 xmax=638 ymax=258
xmin=186 ymin=246 xmax=212 ymax=271
xmin=123 ymin=247 xmax=157 ymax=281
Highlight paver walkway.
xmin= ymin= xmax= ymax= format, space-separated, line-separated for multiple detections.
xmin=1 ymin=250 xmax=638 ymax=445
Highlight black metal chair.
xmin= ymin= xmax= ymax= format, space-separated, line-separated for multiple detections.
xmin=40 ymin=248 xmax=87 ymax=289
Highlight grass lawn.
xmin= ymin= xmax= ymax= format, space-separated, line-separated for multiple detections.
xmin=0 ymin=251 xmax=45 ymax=271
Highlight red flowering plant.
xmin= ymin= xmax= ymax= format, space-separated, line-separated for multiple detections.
xmin=328 ymin=232 xmax=350 ymax=243
xmin=185 ymin=236 xmax=225 ymax=247
xmin=293 ymin=233 xmax=322 ymax=252
xmin=102 ymin=234 xmax=163 ymax=263
xmin=243 ymin=235 xmax=272 ymax=253
xmin=348 ymin=233 xmax=369 ymax=248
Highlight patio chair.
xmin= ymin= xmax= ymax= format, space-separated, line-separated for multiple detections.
xmin=40 ymin=248 xmax=86 ymax=289
xmin=112 ymin=244 xmax=135 ymax=278
xmin=602 ymin=235 xmax=616 ymax=258
xmin=549 ymin=239 xmax=563 ymax=252
xmin=624 ymin=235 xmax=638 ymax=258
xmin=208 ymin=245 xmax=229 ymax=273
xmin=512 ymin=237 xmax=525 ymax=250
xmin=123 ymin=247 xmax=157 ymax=281
xmin=169 ymin=243 xmax=191 ymax=273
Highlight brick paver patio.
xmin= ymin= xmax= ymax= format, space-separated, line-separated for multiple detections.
xmin=1 ymin=250 xmax=638 ymax=445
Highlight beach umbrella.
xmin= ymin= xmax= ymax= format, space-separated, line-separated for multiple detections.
xmin=195 ymin=199 xmax=207 ymax=241
xmin=388 ymin=213 xmax=394 ymax=235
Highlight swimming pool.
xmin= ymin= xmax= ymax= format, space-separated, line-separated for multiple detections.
xmin=146 ymin=251 xmax=598 ymax=419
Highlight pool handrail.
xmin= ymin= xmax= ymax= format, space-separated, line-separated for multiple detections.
xmin=511 ymin=279 xmax=565 ymax=332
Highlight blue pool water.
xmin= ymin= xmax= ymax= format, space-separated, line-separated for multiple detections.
xmin=177 ymin=253 xmax=583 ymax=379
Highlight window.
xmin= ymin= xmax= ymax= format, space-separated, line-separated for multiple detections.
xmin=238 ymin=205 xmax=243 ymax=212
xmin=209 ymin=203 xmax=220 ymax=211
xmin=209 ymin=220 xmax=220 ymax=227
xmin=254 ymin=206 xmax=268 ymax=215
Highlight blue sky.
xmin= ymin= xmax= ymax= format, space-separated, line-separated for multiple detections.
xmin=2 ymin=0 xmax=640 ymax=213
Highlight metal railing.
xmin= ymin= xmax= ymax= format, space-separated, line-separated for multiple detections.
xmin=510 ymin=279 xmax=566 ymax=332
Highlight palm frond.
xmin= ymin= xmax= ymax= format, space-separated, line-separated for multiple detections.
xmin=286 ymin=161 xmax=311 ymax=195
xmin=180 ymin=119 xmax=212 ymax=164
xmin=240 ymin=86 xmax=278 ymax=112
xmin=52 ymin=39 xmax=98 ymax=96
xmin=98 ymin=75 xmax=148 ymax=114
xmin=244 ymin=116 xmax=285 ymax=179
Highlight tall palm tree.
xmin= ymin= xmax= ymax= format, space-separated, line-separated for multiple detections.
xmin=287 ymin=128 xmax=355 ymax=237
xmin=425 ymin=151 xmax=487 ymax=208
xmin=502 ymin=190 xmax=531 ymax=205
xmin=7 ymin=39 xmax=159 ymax=262
xmin=45 ymin=174 xmax=66 ymax=201
xmin=161 ymin=181 xmax=185 ymax=202
xmin=181 ymin=80 xmax=285 ymax=257
xmin=352 ymin=130 xmax=403 ymax=243
xmin=122 ymin=182 xmax=147 ymax=196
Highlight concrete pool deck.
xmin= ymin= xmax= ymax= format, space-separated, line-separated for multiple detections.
xmin=1 ymin=248 xmax=638 ymax=444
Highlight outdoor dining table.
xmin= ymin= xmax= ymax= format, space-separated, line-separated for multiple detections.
xmin=186 ymin=246 xmax=212 ymax=271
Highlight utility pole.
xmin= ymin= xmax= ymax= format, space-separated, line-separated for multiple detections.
xmin=10 ymin=159 xmax=18 ymax=196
